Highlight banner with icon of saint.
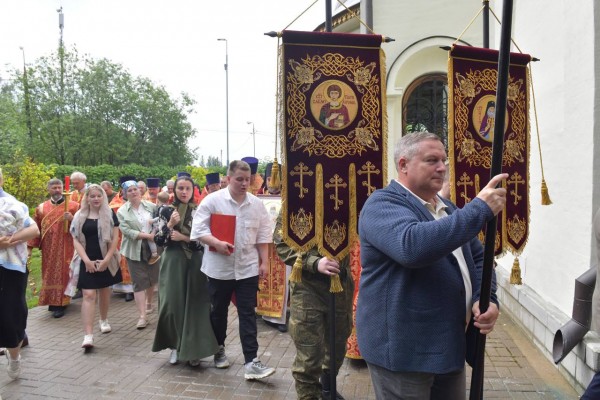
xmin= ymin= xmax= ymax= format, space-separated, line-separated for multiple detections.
xmin=448 ymin=45 xmax=531 ymax=255
xmin=279 ymin=30 xmax=387 ymax=261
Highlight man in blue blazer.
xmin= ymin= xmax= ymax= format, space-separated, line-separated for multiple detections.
xmin=357 ymin=132 xmax=507 ymax=399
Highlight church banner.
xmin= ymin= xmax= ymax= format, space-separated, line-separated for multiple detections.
xmin=448 ymin=45 xmax=531 ymax=255
xmin=280 ymin=30 xmax=387 ymax=261
xmin=257 ymin=196 xmax=287 ymax=318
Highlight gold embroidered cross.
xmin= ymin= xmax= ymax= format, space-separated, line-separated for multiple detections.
xmin=325 ymin=174 xmax=347 ymax=211
xmin=508 ymin=172 xmax=525 ymax=205
xmin=290 ymin=162 xmax=314 ymax=199
xmin=458 ymin=172 xmax=473 ymax=203
xmin=357 ymin=161 xmax=380 ymax=196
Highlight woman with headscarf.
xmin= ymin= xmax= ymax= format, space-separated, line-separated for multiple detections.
xmin=70 ymin=184 xmax=122 ymax=349
xmin=116 ymin=181 xmax=158 ymax=330
xmin=152 ymin=176 xmax=218 ymax=366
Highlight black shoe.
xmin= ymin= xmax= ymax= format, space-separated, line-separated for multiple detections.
xmin=53 ymin=309 xmax=65 ymax=318
xmin=125 ymin=293 xmax=134 ymax=302
xmin=264 ymin=319 xmax=288 ymax=333
xmin=72 ymin=290 xmax=83 ymax=300
xmin=321 ymin=389 xmax=345 ymax=400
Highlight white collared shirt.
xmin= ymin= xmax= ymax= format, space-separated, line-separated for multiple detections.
xmin=397 ymin=180 xmax=473 ymax=324
xmin=191 ymin=187 xmax=272 ymax=280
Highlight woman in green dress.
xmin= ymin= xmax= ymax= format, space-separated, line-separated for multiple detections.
xmin=152 ymin=175 xmax=218 ymax=366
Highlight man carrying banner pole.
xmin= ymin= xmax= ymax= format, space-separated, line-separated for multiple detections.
xmin=357 ymin=132 xmax=505 ymax=399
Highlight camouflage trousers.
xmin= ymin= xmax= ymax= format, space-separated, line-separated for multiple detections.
xmin=289 ymin=273 xmax=354 ymax=400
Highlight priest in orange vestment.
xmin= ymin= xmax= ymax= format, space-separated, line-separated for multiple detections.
xmin=28 ymin=178 xmax=79 ymax=318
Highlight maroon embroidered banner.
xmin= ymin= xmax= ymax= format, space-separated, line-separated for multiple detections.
xmin=280 ymin=30 xmax=387 ymax=260
xmin=448 ymin=45 xmax=531 ymax=255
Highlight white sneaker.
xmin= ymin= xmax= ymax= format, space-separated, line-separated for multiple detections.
xmin=244 ymin=358 xmax=275 ymax=380
xmin=169 ymin=349 xmax=178 ymax=365
xmin=5 ymin=352 xmax=21 ymax=380
xmin=81 ymin=334 xmax=94 ymax=348
xmin=213 ymin=345 xmax=230 ymax=369
xmin=99 ymin=320 xmax=111 ymax=333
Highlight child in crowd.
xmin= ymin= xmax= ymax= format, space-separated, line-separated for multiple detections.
xmin=145 ymin=191 xmax=170 ymax=264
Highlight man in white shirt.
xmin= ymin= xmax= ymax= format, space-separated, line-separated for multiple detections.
xmin=191 ymin=160 xmax=276 ymax=380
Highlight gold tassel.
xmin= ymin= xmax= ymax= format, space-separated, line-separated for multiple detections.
xmin=541 ymin=178 xmax=552 ymax=205
xmin=529 ymin=66 xmax=552 ymax=207
xmin=289 ymin=252 xmax=303 ymax=283
xmin=510 ymin=257 xmax=523 ymax=285
xmin=269 ymin=158 xmax=281 ymax=191
xmin=330 ymin=274 xmax=343 ymax=293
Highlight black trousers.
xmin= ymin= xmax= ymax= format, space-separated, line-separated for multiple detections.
xmin=207 ymin=275 xmax=259 ymax=363
xmin=0 ymin=266 xmax=28 ymax=348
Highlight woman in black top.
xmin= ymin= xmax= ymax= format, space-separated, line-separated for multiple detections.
xmin=71 ymin=184 xmax=121 ymax=349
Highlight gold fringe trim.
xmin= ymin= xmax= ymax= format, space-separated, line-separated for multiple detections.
xmin=380 ymin=48 xmax=388 ymax=185
xmin=447 ymin=49 xmax=456 ymax=203
xmin=289 ymin=252 xmax=304 ymax=283
xmin=541 ymin=179 xmax=552 ymax=205
xmin=510 ymin=257 xmax=523 ymax=285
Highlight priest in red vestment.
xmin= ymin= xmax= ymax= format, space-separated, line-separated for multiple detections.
xmin=28 ymin=178 xmax=79 ymax=318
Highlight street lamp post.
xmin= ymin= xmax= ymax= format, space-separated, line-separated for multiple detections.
xmin=19 ymin=46 xmax=33 ymax=152
xmin=217 ymin=38 xmax=229 ymax=167
xmin=247 ymin=121 xmax=256 ymax=158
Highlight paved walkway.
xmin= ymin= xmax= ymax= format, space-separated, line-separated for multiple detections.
xmin=0 ymin=293 xmax=581 ymax=399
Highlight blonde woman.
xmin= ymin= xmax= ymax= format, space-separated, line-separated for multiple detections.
xmin=71 ymin=184 xmax=122 ymax=349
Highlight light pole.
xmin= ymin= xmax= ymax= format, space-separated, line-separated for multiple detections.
xmin=217 ymin=38 xmax=229 ymax=167
xmin=247 ymin=121 xmax=256 ymax=158
xmin=20 ymin=46 xmax=33 ymax=153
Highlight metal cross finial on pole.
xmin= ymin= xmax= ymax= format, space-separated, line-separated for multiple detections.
xmin=247 ymin=121 xmax=256 ymax=158
xmin=217 ymin=38 xmax=229 ymax=167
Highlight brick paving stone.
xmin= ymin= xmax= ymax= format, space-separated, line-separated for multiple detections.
xmin=0 ymin=294 xmax=583 ymax=399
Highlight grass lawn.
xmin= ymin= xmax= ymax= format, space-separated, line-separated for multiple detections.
xmin=27 ymin=248 xmax=42 ymax=309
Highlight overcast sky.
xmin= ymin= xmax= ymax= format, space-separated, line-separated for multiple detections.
xmin=1 ymin=0 xmax=328 ymax=165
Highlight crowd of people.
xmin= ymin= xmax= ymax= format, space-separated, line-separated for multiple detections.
xmin=0 ymin=159 xmax=284 ymax=382
xmin=0 ymin=133 xmax=514 ymax=400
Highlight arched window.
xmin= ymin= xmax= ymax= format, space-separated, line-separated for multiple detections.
xmin=402 ymin=74 xmax=448 ymax=146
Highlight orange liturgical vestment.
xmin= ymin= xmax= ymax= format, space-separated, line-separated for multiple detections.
xmin=28 ymin=199 xmax=79 ymax=306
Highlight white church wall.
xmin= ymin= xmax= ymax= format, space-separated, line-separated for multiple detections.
xmin=495 ymin=0 xmax=596 ymax=316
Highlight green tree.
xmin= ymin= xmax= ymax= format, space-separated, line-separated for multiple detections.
xmin=2 ymin=155 xmax=56 ymax=212
xmin=0 ymin=83 xmax=28 ymax=164
xmin=4 ymin=46 xmax=198 ymax=167
xmin=206 ymin=155 xmax=222 ymax=168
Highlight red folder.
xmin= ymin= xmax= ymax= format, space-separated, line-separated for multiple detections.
xmin=209 ymin=214 xmax=236 ymax=252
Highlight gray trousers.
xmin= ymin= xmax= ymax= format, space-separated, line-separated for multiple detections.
xmin=367 ymin=362 xmax=466 ymax=400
